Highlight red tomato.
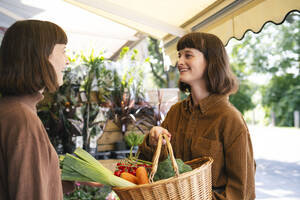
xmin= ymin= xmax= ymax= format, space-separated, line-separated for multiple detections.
xmin=114 ymin=170 xmax=121 ymax=177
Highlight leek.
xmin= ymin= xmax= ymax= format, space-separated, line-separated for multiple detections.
xmin=61 ymin=148 xmax=136 ymax=187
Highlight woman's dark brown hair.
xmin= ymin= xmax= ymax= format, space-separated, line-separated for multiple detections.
xmin=177 ymin=32 xmax=238 ymax=95
xmin=0 ymin=20 xmax=67 ymax=96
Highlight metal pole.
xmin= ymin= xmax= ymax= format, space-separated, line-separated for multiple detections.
xmin=294 ymin=110 xmax=299 ymax=128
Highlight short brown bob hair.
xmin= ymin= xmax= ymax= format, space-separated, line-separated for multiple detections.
xmin=0 ymin=20 xmax=67 ymax=96
xmin=177 ymin=32 xmax=238 ymax=95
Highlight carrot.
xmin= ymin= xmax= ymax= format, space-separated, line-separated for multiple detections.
xmin=136 ymin=167 xmax=149 ymax=185
xmin=120 ymin=172 xmax=138 ymax=184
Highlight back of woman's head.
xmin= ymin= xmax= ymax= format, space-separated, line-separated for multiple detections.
xmin=177 ymin=32 xmax=238 ymax=95
xmin=0 ymin=20 xmax=67 ymax=96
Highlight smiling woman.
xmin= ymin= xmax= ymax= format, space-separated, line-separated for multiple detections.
xmin=0 ymin=20 xmax=68 ymax=95
xmin=177 ymin=48 xmax=208 ymax=99
xmin=139 ymin=32 xmax=256 ymax=200
xmin=0 ymin=20 xmax=74 ymax=200
xmin=48 ymin=44 xmax=70 ymax=86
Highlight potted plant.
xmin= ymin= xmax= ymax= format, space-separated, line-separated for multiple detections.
xmin=71 ymin=50 xmax=113 ymax=152
xmin=104 ymin=47 xmax=152 ymax=135
xmin=37 ymin=68 xmax=82 ymax=154
xmin=38 ymin=50 xmax=113 ymax=153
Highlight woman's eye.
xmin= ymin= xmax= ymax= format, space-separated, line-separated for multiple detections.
xmin=185 ymin=54 xmax=192 ymax=58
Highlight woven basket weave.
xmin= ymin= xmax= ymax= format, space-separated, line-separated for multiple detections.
xmin=113 ymin=134 xmax=213 ymax=200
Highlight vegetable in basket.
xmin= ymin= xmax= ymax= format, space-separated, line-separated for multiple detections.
xmin=114 ymin=133 xmax=152 ymax=178
xmin=136 ymin=166 xmax=150 ymax=184
xmin=153 ymin=156 xmax=192 ymax=181
xmin=120 ymin=166 xmax=150 ymax=185
xmin=61 ymin=148 xmax=136 ymax=187
xmin=120 ymin=172 xmax=138 ymax=184
xmin=124 ymin=131 xmax=145 ymax=148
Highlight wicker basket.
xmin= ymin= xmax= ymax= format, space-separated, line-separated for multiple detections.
xmin=113 ymin=133 xmax=213 ymax=200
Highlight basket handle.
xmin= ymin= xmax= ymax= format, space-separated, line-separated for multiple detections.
xmin=149 ymin=133 xmax=179 ymax=183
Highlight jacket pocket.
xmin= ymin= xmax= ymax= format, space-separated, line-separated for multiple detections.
xmin=191 ymin=136 xmax=223 ymax=157
xmin=191 ymin=136 xmax=225 ymax=185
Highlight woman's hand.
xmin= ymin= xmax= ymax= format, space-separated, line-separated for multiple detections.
xmin=149 ymin=126 xmax=171 ymax=146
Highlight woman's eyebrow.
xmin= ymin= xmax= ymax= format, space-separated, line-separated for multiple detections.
xmin=179 ymin=49 xmax=193 ymax=54
xmin=183 ymin=50 xmax=194 ymax=54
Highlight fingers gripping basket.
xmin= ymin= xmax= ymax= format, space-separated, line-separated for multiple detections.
xmin=113 ymin=134 xmax=214 ymax=200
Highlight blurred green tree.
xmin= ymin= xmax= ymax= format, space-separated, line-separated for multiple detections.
xmin=227 ymin=11 xmax=300 ymax=125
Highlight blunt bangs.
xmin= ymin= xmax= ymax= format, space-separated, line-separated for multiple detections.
xmin=177 ymin=36 xmax=196 ymax=51
xmin=176 ymin=32 xmax=207 ymax=56
xmin=0 ymin=20 xmax=68 ymax=96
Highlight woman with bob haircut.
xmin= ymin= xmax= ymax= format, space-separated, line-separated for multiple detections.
xmin=139 ymin=32 xmax=256 ymax=200
xmin=0 ymin=20 xmax=74 ymax=200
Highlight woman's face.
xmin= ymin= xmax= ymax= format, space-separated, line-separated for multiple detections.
xmin=48 ymin=44 xmax=69 ymax=86
xmin=177 ymin=48 xmax=207 ymax=87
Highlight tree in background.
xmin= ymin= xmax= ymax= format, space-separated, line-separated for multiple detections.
xmin=229 ymin=81 xmax=256 ymax=115
xmin=227 ymin=36 xmax=256 ymax=114
xmin=147 ymin=37 xmax=179 ymax=88
xmin=226 ymin=11 xmax=300 ymax=126
xmin=261 ymin=12 xmax=300 ymax=126
xmin=261 ymin=74 xmax=300 ymax=126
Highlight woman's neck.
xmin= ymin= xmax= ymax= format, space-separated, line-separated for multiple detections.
xmin=190 ymin=83 xmax=210 ymax=106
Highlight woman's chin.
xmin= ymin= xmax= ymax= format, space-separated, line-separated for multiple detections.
xmin=179 ymin=77 xmax=189 ymax=84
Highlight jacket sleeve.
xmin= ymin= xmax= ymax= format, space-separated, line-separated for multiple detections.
xmin=213 ymin=131 xmax=256 ymax=200
xmin=138 ymin=105 xmax=177 ymax=162
xmin=138 ymin=133 xmax=169 ymax=162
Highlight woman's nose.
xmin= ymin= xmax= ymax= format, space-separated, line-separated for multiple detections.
xmin=177 ymin=56 xmax=184 ymax=66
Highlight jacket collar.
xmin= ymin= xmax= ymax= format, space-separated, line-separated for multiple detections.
xmin=183 ymin=94 xmax=228 ymax=114
xmin=2 ymin=92 xmax=44 ymax=113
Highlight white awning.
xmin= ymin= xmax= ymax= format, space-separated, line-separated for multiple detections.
xmin=63 ymin=0 xmax=300 ymax=64
xmin=0 ymin=0 xmax=139 ymax=58
xmin=1 ymin=0 xmax=299 ymax=63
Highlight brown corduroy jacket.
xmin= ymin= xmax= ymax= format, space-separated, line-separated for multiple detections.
xmin=139 ymin=94 xmax=256 ymax=200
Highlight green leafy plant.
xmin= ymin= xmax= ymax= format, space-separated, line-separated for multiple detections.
xmin=226 ymin=12 xmax=300 ymax=125
xmin=37 ymin=68 xmax=82 ymax=153
xmin=124 ymin=131 xmax=145 ymax=161
xmin=38 ymin=47 xmax=167 ymax=154
xmin=63 ymin=184 xmax=117 ymax=200
xmin=153 ymin=156 xmax=192 ymax=181
xmin=68 ymin=50 xmax=114 ymax=151
xmin=129 ymin=89 xmax=167 ymax=129
xmin=262 ymin=74 xmax=300 ymax=126
xmin=104 ymin=47 xmax=152 ymax=134
xmin=124 ymin=131 xmax=145 ymax=147
xmin=38 ymin=50 xmax=113 ymax=153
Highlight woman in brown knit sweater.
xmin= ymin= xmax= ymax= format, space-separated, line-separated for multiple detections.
xmin=139 ymin=32 xmax=256 ymax=200
xmin=0 ymin=20 xmax=74 ymax=200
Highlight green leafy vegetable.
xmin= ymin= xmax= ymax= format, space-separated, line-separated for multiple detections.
xmin=153 ymin=156 xmax=192 ymax=181
xmin=61 ymin=148 xmax=136 ymax=187
xmin=124 ymin=131 xmax=144 ymax=147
